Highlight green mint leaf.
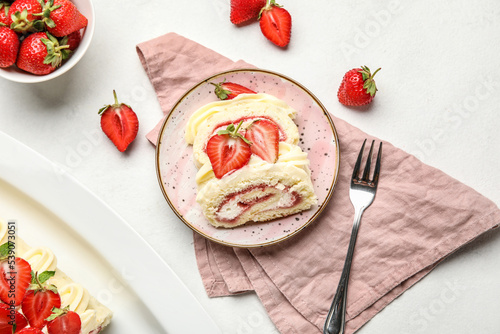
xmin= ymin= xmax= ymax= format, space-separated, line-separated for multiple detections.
xmin=38 ymin=270 xmax=56 ymax=284
xmin=0 ymin=242 xmax=10 ymax=257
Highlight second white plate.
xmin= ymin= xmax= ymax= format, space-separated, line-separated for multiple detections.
xmin=0 ymin=131 xmax=221 ymax=334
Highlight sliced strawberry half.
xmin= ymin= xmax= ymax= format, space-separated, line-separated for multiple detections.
xmin=0 ymin=303 xmax=28 ymax=334
xmin=99 ymin=90 xmax=139 ymax=152
xmin=206 ymin=121 xmax=252 ymax=179
xmin=22 ymin=271 xmax=61 ymax=329
xmin=46 ymin=307 xmax=81 ymax=334
xmin=259 ymin=0 xmax=292 ymax=47
xmin=230 ymin=0 xmax=266 ymax=25
xmin=0 ymin=242 xmax=32 ymax=306
xmin=210 ymin=81 xmax=256 ymax=100
xmin=244 ymin=119 xmax=279 ymax=163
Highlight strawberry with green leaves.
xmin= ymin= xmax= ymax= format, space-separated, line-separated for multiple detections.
xmin=46 ymin=307 xmax=81 ymax=334
xmin=99 ymin=90 xmax=139 ymax=152
xmin=259 ymin=0 xmax=291 ymax=47
xmin=207 ymin=121 xmax=252 ymax=179
xmin=0 ymin=303 xmax=28 ymax=334
xmin=0 ymin=26 xmax=20 ymax=68
xmin=7 ymin=0 xmax=44 ymax=34
xmin=211 ymin=80 xmax=256 ymax=100
xmin=337 ymin=66 xmax=381 ymax=106
xmin=244 ymin=119 xmax=279 ymax=163
xmin=22 ymin=271 xmax=61 ymax=329
xmin=39 ymin=0 xmax=88 ymax=37
xmin=0 ymin=2 xmax=10 ymax=26
xmin=230 ymin=0 xmax=266 ymax=25
xmin=62 ymin=30 xmax=80 ymax=51
xmin=16 ymin=31 xmax=70 ymax=75
xmin=0 ymin=242 xmax=32 ymax=306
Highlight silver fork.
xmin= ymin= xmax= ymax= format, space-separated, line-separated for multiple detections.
xmin=323 ymin=139 xmax=382 ymax=334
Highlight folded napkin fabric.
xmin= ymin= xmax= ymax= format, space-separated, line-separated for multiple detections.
xmin=136 ymin=32 xmax=500 ymax=334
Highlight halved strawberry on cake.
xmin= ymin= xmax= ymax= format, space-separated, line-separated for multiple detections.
xmin=0 ymin=220 xmax=112 ymax=334
xmin=185 ymin=93 xmax=300 ymax=168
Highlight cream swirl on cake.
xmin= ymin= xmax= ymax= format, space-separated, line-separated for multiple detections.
xmin=59 ymin=282 xmax=108 ymax=333
xmin=186 ymin=90 xmax=317 ymax=228
xmin=0 ymin=219 xmax=112 ymax=334
xmin=60 ymin=282 xmax=90 ymax=314
xmin=23 ymin=247 xmax=57 ymax=272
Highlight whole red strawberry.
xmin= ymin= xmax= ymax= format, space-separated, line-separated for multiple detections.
xmin=230 ymin=0 xmax=266 ymax=25
xmin=0 ymin=303 xmax=28 ymax=334
xmin=0 ymin=26 xmax=20 ymax=68
xmin=16 ymin=32 xmax=70 ymax=75
xmin=46 ymin=307 xmax=81 ymax=334
xmin=0 ymin=2 xmax=10 ymax=26
xmin=7 ymin=0 xmax=44 ymax=33
xmin=259 ymin=0 xmax=291 ymax=47
xmin=41 ymin=0 xmax=88 ymax=37
xmin=337 ymin=66 xmax=381 ymax=106
xmin=63 ymin=30 xmax=81 ymax=51
xmin=22 ymin=271 xmax=61 ymax=329
xmin=206 ymin=121 xmax=252 ymax=178
xmin=99 ymin=90 xmax=139 ymax=152
xmin=211 ymin=81 xmax=256 ymax=100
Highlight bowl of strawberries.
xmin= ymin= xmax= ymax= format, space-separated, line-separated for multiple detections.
xmin=0 ymin=0 xmax=94 ymax=83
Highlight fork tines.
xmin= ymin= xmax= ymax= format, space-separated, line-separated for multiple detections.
xmin=352 ymin=139 xmax=382 ymax=187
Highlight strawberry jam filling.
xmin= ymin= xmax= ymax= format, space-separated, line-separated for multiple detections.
xmin=212 ymin=117 xmax=287 ymax=141
xmin=215 ymin=184 xmax=302 ymax=223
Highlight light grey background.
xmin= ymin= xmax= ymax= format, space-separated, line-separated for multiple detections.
xmin=1 ymin=0 xmax=499 ymax=333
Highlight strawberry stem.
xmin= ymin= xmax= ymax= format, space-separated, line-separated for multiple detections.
xmin=359 ymin=66 xmax=381 ymax=96
xmin=29 ymin=270 xmax=57 ymax=293
xmin=113 ymin=90 xmax=119 ymax=105
xmin=45 ymin=306 xmax=69 ymax=322
xmin=210 ymin=81 xmax=231 ymax=100
xmin=233 ymin=120 xmax=243 ymax=133
xmin=264 ymin=0 xmax=280 ymax=9
xmin=41 ymin=33 xmax=71 ymax=68
xmin=259 ymin=0 xmax=281 ymax=17
xmin=217 ymin=121 xmax=252 ymax=145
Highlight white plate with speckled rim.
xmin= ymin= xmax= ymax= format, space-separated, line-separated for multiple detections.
xmin=156 ymin=69 xmax=340 ymax=248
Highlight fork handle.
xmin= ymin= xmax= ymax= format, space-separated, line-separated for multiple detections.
xmin=323 ymin=207 xmax=364 ymax=334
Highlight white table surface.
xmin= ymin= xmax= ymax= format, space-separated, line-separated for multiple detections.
xmin=1 ymin=0 xmax=499 ymax=333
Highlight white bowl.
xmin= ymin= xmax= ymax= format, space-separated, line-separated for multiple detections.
xmin=0 ymin=0 xmax=95 ymax=83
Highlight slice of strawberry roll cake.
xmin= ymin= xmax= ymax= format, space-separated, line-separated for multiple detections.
xmin=185 ymin=91 xmax=317 ymax=228
xmin=196 ymin=141 xmax=317 ymax=228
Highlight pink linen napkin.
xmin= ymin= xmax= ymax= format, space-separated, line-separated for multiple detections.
xmin=136 ymin=32 xmax=500 ymax=333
